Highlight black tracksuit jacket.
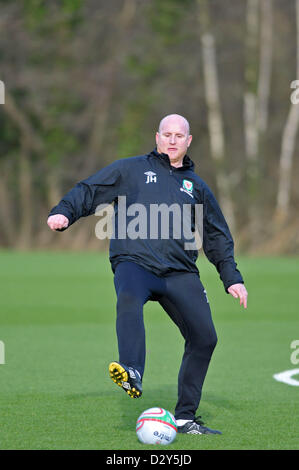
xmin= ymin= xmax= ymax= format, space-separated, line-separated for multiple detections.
xmin=48 ymin=149 xmax=243 ymax=291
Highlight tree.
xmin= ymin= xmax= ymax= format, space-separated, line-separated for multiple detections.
xmin=275 ymin=0 xmax=299 ymax=222
xmin=197 ymin=0 xmax=236 ymax=233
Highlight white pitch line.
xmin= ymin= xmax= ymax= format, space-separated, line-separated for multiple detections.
xmin=273 ymin=369 xmax=299 ymax=386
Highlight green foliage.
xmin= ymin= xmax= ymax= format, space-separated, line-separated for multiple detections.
xmin=0 ymin=0 xmax=298 ymax=250
xmin=126 ymin=55 xmax=158 ymax=80
xmin=23 ymin=0 xmax=83 ymax=33
xmin=117 ymin=100 xmax=152 ymax=158
xmin=61 ymin=0 xmax=83 ymax=15
xmin=43 ymin=127 xmax=79 ymax=166
xmin=23 ymin=0 xmax=47 ymax=31
xmin=148 ymin=0 xmax=195 ymax=44
xmin=0 ymin=119 xmax=19 ymax=161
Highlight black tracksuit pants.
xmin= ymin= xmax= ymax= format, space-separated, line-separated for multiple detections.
xmin=113 ymin=261 xmax=218 ymax=420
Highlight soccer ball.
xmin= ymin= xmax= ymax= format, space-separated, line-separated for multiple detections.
xmin=136 ymin=407 xmax=177 ymax=445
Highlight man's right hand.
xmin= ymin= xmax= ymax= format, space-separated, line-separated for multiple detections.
xmin=47 ymin=214 xmax=69 ymax=231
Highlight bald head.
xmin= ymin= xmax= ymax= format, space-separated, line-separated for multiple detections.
xmin=158 ymin=114 xmax=190 ymax=136
xmin=155 ymin=114 xmax=192 ymax=168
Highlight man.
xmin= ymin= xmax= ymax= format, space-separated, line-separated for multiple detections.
xmin=47 ymin=114 xmax=248 ymax=435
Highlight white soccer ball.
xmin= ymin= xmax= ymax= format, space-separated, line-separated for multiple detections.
xmin=136 ymin=407 xmax=177 ymax=445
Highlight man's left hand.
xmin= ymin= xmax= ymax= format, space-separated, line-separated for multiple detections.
xmin=227 ymin=283 xmax=248 ymax=309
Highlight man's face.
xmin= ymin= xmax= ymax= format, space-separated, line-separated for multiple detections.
xmin=155 ymin=116 xmax=192 ymax=166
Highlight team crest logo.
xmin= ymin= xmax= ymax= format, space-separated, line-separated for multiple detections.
xmin=180 ymin=179 xmax=194 ymax=198
xmin=182 ymin=180 xmax=193 ymax=192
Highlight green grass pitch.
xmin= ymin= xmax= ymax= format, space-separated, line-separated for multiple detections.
xmin=0 ymin=251 xmax=298 ymax=450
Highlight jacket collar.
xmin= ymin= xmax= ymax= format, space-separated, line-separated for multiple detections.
xmin=150 ymin=148 xmax=195 ymax=171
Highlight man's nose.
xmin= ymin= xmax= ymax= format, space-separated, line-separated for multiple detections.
xmin=169 ymin=134 xmax=176 ymax=144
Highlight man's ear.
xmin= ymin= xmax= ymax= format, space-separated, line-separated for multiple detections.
xmin=155 ymin=132 xmax=159 ymax=146
xmin=187 ymin=135 xmax=193 ymax=147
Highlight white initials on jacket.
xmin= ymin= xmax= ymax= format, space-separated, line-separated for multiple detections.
xmin=144 ymin=171 xmax=157 ymax=184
